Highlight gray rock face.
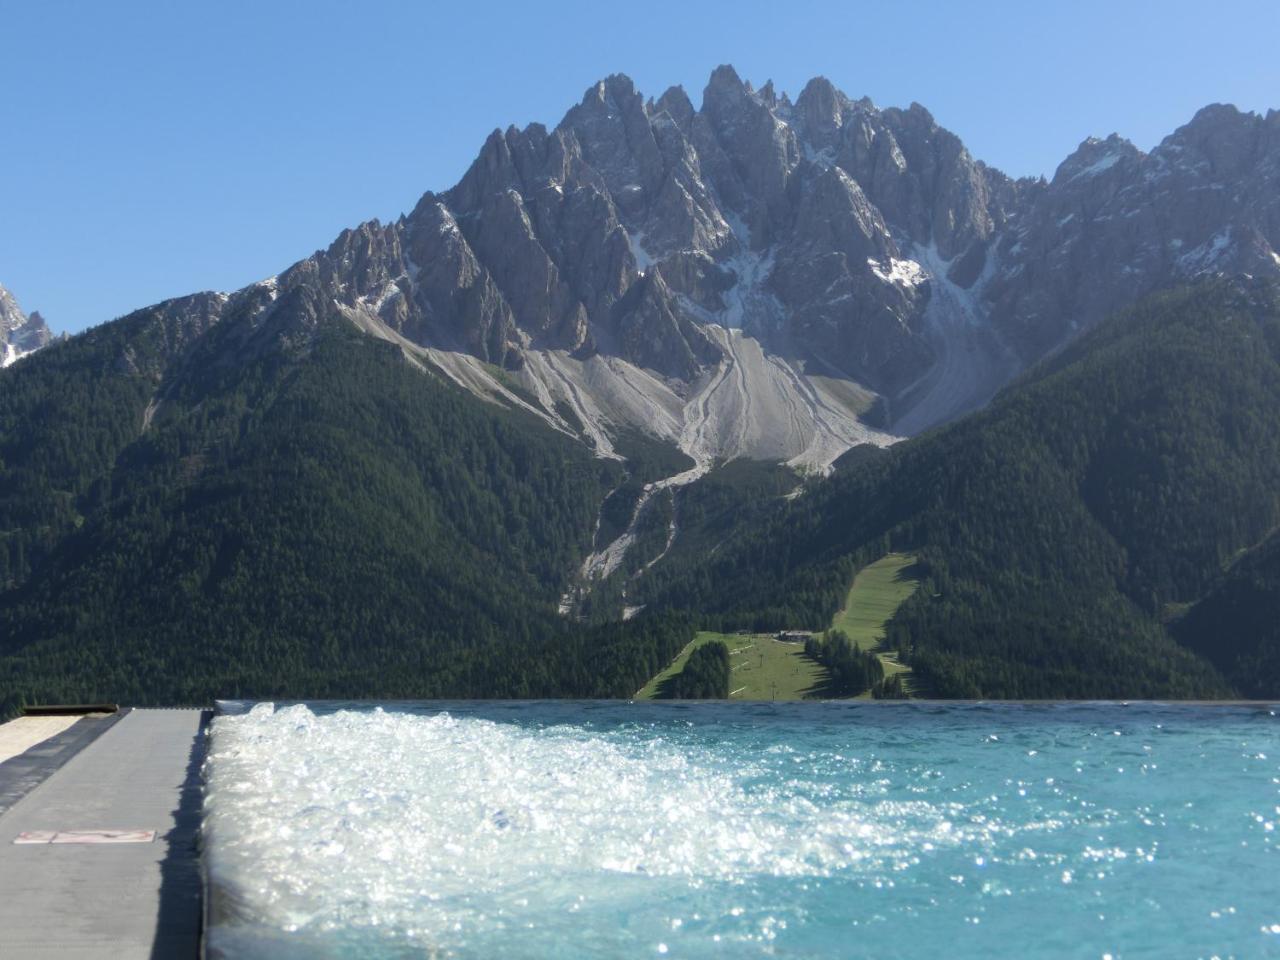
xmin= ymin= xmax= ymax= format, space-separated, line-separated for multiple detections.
xmin=0 ymin=284 xmax=54 ymax=368
xmin=251 ymin=68 xmax=974 ymax=424
xmin=988 ymin=106 xmax=1280 ymax=360
xmin=66 ymin=70 xmax=1280 ymax=467
xmin=355 ymin=73 xmax=1276 ymax=437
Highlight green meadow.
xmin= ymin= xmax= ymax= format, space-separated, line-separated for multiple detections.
xmin=636 ymin=632 xmax=826 ymax=700
xmin=832 ymin=553 xmax=920 ymax=693
xmin=637 ymin=553 xmax=924 ymax=700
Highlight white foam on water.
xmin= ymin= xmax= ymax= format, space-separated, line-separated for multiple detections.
xmin=203 ymin=704 xmax=975 ymax=956
xmin=203 ymin=703 xmax=1280 ymax=959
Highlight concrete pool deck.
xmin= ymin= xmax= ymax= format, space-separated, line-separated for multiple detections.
xmin=0 ymin=714 xmax=84 ymax=764
xmin=0 ymin=709 xmax=207 ymax=958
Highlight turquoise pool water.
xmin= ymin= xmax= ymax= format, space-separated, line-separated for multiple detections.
xmin=203 ymin=702 xmax=1280 ymax=959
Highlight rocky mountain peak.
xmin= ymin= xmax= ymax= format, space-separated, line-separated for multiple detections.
xmin=309 ymin=72 xmax=1277 ymax=458
xmin=0 ymin=283 xmax=22 ymax=327
xmin=0 ymin=282 xmax=54 ymax=368
xmin=1051 ymin=133 xmax=1143 ymax=186
xmin=586 ymin=73 xmax=638 ymax=107
xmin=1161 ymin=103 xmax=1276 ymax=179
xmin=51 ymin=68 xmax=1278 ymax=473
xmin=1186 ymin=101 xmax=1251 ymax=129
xmin=702 ymin=64 xmax=751 ymax=112
xmin=653 ymin=85 xmax=695 ymax=131
xmin=794 ymin=76 xmax=846 ymax=146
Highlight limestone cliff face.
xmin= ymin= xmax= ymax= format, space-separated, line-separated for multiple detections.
xmin=253 ymin=67 xmax=997 ymax=402
xmin=44 ymin=70 xmax=1278 ymax=467
xmin=264 ymin=70 xmax=1277 ymax=440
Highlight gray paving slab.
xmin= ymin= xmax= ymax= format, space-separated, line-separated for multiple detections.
xmin=0 ymin=710 xmax=129 ymax=818
xmin=0 ymin=709 xmax=208 ymax=959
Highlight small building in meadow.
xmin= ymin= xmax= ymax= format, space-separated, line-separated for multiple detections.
xmin=776 ymin=631 xmax=812 ymax=643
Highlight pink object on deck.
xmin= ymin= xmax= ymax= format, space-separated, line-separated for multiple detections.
xmin=14 ymin=829 xmax=155 ymax=844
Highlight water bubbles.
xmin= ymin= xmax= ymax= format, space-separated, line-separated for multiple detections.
xmin=204 ymin=703 xmax=1280 ymax=958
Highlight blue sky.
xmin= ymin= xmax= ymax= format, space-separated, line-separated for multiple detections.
xmin=3 ymin=0 xmax=1278 ymax=333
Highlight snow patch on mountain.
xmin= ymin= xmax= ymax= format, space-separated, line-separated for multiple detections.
xmin=802 ymin=142 xmax=837 ymax=169
xmin=717 ymin=214 xmax=783 ymax=331
xmin=1070 ymin=151 xmax=1123 ymax=181
xmin=1177 ymin=229 xmax=1234 ymax=275
xmin=868 ymin=256 xmax=926 ymax=287
xmin=628 ymin=230 xmax=656 ymax=274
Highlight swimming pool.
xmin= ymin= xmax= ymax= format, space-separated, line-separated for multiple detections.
xmin=202 ymin=701 xmax=1280 ymax=958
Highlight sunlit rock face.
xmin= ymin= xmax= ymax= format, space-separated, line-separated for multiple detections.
xmin=91 ymin=73 xmax=1280 ymax=470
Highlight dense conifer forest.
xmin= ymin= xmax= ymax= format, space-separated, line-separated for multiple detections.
xmin=0 ymin=302 xmax=693 ymax=710
xmin=1172 ymin=529 xmax=1280 ymax=697
xmin=639 ymin=280 xmax=1280 ymax=699
xmin=2 ymin=279 xmax=1279 ymax=709
xmin=663 ymin=641 xmax=731 ymax=699
xmin=804 ymin=631 xmax=884 ymax=697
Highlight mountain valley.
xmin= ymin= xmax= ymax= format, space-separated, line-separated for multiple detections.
xmin=3 ymin=68 xmax=1280 ymax=706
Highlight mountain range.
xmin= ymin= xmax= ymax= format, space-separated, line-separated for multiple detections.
xmin=246 ymin=67 xmax=1280 ymax=456
xmin=24 ymin=68 xmax=1280 ymax=465
xmin=2 ymin=67 xmax=1279 ymax=707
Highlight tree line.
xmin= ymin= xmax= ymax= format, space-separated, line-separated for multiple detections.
xmin=804 ymin=630 xmax=884 ymax=697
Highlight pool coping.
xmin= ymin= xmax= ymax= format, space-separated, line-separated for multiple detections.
xmin=0 ymin=708 xmax=210 ymax=959
xmin=0 ymin=708 xmax=131 ymax=820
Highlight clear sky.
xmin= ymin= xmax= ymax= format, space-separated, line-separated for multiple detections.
xmin=3 ymin=0 xmax=1277 ymax=334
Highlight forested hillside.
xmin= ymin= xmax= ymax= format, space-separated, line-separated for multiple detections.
xmin=1172 ymin=529 xmax=1280 ymax=697
xmin=0 ymin=299 xmax=693 ymax=707
xmin=663 ymin=641 xmax=731 ymax=699
xmin=3 ymin=279 xmax=1278 ymax=707
xmin=638 ymin=280 xmax=1280 ymax=698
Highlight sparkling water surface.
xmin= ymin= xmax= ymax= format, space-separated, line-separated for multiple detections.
xmin=203 ymin=701 xmax=1280 ymax=959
